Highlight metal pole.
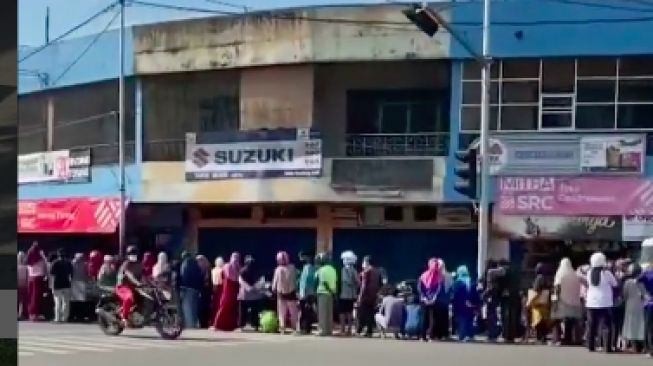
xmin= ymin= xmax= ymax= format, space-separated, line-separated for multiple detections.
xmin=118 ymin=0 xmax=126 ymax=258
xmin=477 ymin=0 xmax=492 ymax=276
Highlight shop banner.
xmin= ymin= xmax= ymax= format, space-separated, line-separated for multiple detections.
xmin=185 ymin=129 xmax=322 ymax=181
xmin=18 ymin=198 xmax=122 ymax=234
xmin=18 ymin=149 xmax=91 ymax=184
xmin=469 ymin=133 xmax=645 ymax=176
xmin=493 ymin=214 xmax=622 ymax=241
xmin=497 ymin=176 xmax=653 ymax=216
xmin=622 ymin=215 xmax=653 ymax=241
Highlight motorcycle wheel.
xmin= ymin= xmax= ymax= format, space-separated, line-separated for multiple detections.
xmin=155 ymin=308 xmax=183 ymax=340
xmin=97 ymin=303 xmax=124 ymax=336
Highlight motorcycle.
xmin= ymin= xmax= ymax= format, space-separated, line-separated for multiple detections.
xmin=95 ymin=281 xmax=183 ymax=340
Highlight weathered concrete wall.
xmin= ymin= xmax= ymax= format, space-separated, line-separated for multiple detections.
xmin=240 ymin=65 xmax=314 ymax=130
xmin=314 ymin=61 xmax=450 ymax=157
xmin=133 ymin=4 xmax=450 ymax=74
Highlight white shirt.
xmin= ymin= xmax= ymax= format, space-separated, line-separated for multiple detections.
xmin=585 ymin=270 xmax=617 ymax=309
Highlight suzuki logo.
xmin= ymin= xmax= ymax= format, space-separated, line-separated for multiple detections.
xmin=192 ymin=148 xmax=210 ymax=168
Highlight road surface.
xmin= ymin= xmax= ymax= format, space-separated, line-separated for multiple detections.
xmin=19 ymin=322 xmax=651 ymax=366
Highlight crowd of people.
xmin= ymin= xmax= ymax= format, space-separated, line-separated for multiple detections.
xmin=16 ymin=240 xmax=653 ymax=358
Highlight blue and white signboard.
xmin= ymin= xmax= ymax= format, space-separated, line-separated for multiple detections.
xmin=185 ymin=128 xmax=322 ymax=181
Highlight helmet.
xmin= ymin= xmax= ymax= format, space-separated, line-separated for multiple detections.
xmin=126 ymin=246 xmax=138 ymax=256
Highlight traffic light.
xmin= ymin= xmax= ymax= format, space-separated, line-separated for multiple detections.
xmin=454 ymin=148 xmax=478 ymax=200
xmin=402 ymin=4 xmax=439 ymax=37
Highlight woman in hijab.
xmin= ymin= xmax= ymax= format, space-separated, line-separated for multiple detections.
xmin=70 ymin=253 xmax=90 ymax=321
xmin=451 ymin=265 xmax=479 ymax=341
xmin=142 ymin=252 xmax=156 ymax=280
xmin=584 ymin=252 xmax=618 ymax=353
xmin=622 ymin=263 xmax=645 ymax=353
xmin=196 ymin=254 xmax=213 ymax=328
xmin=26 ymin=242 xmax=47 ymax=321
xmin=434 ymin=259 xmax=453 ymax=340
xmin=339 ymin=250 xmax=359 ymax=336
xmin=97 ymin=255 xmax=118 ymax=289
xmin=238 ymin=255 xmax=264 ymax=331
xmin=551 ymin=258 xmax=582 ymax=346
xmin=272 ymin=251 xmax=299 ymax=334
xmin=88 ymin=250 xmax=103 ymax=281
xmin=18 ymin=252 xmax=29 ymax=320
xmin=152 ymin=252 xmax=171 ymax=285
xmin=418 ymin=258 xmax=442 ymax=341
xmin=526 ymin=262 xmax=552 ymax=344
xmin=213 ymin=252 xmax=241 ymax=331
xmin=210 ymin=257 xmax=225 ymax=322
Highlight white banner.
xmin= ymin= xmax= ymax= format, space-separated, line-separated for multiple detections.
xmin=185 ymin=138 xmax=322 ymax=181
xmin=623 ymin=215 xmax=653 ymax=241
xmin=18 ymin=149 xmax=91 ymax=184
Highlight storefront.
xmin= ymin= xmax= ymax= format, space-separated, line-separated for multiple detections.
xmin=487 ymin=132 xmax=650 ymax=277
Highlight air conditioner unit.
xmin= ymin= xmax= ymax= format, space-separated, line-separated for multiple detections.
xmin=362 ymin=206 xmax=384 ymax=226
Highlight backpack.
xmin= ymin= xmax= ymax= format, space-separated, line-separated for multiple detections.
xmin=404 ymin=304 xmax=423 ymax=337
xmin=259 ymin=310 xmax=279 ymax=333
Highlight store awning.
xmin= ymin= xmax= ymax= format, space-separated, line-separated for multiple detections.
xmin=18 ymin=197 xmax=126 ymax=234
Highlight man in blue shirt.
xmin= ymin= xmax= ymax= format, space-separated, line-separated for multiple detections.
xmin=297 ymin=251 xmax=316 ymax=334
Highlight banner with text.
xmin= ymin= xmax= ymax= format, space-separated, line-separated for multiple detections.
xmin=185 ymin=129 xmax=322 ymax=181
xmin=493 ymin=214 xmax=622 ymax=241
xmin=497 ymin=176 xmax=653 ymax=216
xmin=18 ymin=149 xmax=91 ymax=184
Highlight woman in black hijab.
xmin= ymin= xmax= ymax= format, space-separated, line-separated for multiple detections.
xmin=237 ymin=255 xmax=264 ymax=331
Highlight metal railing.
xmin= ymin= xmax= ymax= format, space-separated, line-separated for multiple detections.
xmin=345 ymin=132 xmax=449 ymax=157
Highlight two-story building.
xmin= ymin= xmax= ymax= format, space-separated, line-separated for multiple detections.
xmin=18 ymin=1 xmax=653 ymax=278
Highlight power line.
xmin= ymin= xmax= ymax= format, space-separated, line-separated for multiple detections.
xmin=539 ymin=0 xmax=653 ymax=12
xmin=132 ymin=0 xmax=653 ymax=28
xmin=52 ymin=9 xmax=121 ymax=85
xmin=19 ymin=1 xmax=118 ymax=63
xmin=18 ymin=111 xmax=118 ymax=138
xmin=203 ymin=0 xmax=249 ymax=11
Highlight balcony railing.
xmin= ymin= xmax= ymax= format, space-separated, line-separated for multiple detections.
xmin=345 ymin=133 xmax=449 ymax=157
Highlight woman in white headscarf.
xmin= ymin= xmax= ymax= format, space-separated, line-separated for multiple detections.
xmin=210 ymin=257 xmax=225 ymax=323
xmin=585 ymin=252 xmax=618 ymax=353
xmin=551 ymin=258 xmax=582 ymax=345
xmin=339 ymin=251 xmax=359 ymax=336
xmin=152 ymin=252 xmax=171 ymax=286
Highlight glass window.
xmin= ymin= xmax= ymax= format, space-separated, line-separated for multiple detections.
xmin=458 ymin=133 xmax=479 ymax=150
xmin=502 ymin=81 xmax=539 ymax=103
xmin=541 ymin=113 xmax=572 ymax=129
xmin=542 ymin=60 xmax=575 ymax=93
xmin=460 ymin=106 xmax=498 ymax=131
xmin=462 ymin=62 xmax=499 ymax=80
xmin=617 ymin=104 xmax=653 ymax=129
xmin=618 ymin=79 xmax=653 ymax=103
xmin=577 ymin=58 xmax=616 ymax=77
xmin=576 ymin=105 xmax=616 ymax=129
xmin=462 ymin=81 xmax=499 ymax=104
xmin=577 ymin=80 xmax=616 ymax=103
xmin=500 ymin=106 xmax=538 ymax=130
xmin=379 ymin=103 xmax=408 ymax=133
xmin=619 ymin=57 xmax=653 ymax=77
xmin=410 ymin=102 xmax=438 ymax=133
xmin=502 ymin=60 xmax=540 ymax=78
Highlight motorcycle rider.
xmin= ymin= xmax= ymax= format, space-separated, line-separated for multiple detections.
xmin=116 ymin=246 xmax=144 ymax=325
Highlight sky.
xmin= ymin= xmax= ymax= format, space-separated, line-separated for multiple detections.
xmin=19 ymin=0 xmax=387 ymax=46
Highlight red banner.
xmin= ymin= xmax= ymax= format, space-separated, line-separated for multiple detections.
xmin=18 ymin=197 xmax=123 ymax=234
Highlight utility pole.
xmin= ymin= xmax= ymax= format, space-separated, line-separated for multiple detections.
xmin=118 ymin=0 xmax=126 ymax=258
xmin=404 ymin=0 xmax=492 ymax=276
xmin=45 ymin=7 xmax=50 ymax=44
xmin=477 ymin=0 xmax=492 ymax=278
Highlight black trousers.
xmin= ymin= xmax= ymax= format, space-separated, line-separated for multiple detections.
xmin=421 ymin=304 xmax=437 ymax=340
xmin=239 ymin=299 xmax=262 ymax=330
xmin=501 ymin=297 xmax=521 ymax=342
xmin=587 ymin=307 xmax=613 ymax=352
xmin=357 ymin=302 xmax=376 ymax=336
xmin=433 ymin=303 xmax=450 ymax=339
xmin=299 ymin=296 xmax=316 ymax=334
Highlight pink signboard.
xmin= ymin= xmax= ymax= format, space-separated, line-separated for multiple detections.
xmin=497 ymin=176 xmax=653 ymax=216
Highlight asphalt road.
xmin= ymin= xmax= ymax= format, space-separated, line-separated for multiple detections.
xmin=19 ymin=322 xmax=652 ymax=366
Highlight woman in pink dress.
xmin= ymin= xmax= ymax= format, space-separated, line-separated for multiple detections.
xmin=213 ymin=252 xmax=241 ymax=331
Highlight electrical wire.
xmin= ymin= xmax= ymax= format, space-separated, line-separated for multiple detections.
xmin=203 ymin=0 xmax=249 ymax=11
xmin=51 ymin=9 xmax=121 ymax=85
xmin=132 ymin=0 xmax=653 ymax=28
xmin=18 ymin=111 xmax=118 ymax=138
xmin=538 ymin=0 xmax=653 ymax=12
xmin=19 ymin=1 xmax=119 ymax=63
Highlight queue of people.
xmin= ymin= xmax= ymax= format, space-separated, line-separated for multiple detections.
xmin=17 ymin=240 xmax=653 ymax=359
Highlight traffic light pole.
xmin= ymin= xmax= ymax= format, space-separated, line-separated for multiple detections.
xmin=477 ymin=0 xmax=492 ymax=277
